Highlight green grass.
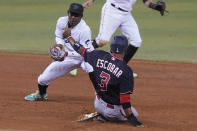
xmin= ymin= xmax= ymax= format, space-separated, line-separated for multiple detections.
xmin=0 ymin=0 xmax=197 ymax=63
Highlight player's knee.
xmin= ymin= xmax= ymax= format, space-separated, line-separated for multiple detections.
xmin=38 ymin=74 xmax=49 ymax=86
xmin=130 ymin=39 xmax=142 ymax=47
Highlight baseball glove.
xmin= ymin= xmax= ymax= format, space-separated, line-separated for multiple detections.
xmin=149 ymin=0 xmax=168 ymax=16
xmin=49 ymin=44 xmax=67 ymax=61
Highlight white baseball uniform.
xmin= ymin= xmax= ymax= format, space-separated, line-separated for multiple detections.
xmin=38 ymin=16 xmax=94 ymax=85
xmin=96 ymin=0 xmax=142 ymax=47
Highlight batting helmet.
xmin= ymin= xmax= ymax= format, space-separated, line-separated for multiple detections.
xmin=110 ymin=35 xmax=128 ymax=54
xmin=68 ymin=3 xmax=84 ymax=16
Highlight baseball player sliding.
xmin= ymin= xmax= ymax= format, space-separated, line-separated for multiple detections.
xmin=83 ymin=0 xmax=167 ymax=64
xmin=64 ymin=26 xmax=144 ymax=127
xmin=24 ymin=3 xmax=94 ymax=101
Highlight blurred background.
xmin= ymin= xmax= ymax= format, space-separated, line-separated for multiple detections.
xmin=0 ymin=0 xmax=197 ymax=63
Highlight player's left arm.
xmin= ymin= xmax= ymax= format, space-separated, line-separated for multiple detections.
xmin=143 ymin=0 xmax=168 ymax=16
xmin=120 ymin=72 xmax=144 ymax=127
xmin=122 ymin=101 xmax=144 ymax=127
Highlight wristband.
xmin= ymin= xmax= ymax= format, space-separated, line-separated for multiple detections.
xmin=73 ymin=42 xmax=82 ymax=52
xmin=67 ymin=36 xmax=72 ymax=39
xmin=142 ymin=0 xmax=148 ymax=3
xmin=149 ymin=2 xmax=156 ymax=9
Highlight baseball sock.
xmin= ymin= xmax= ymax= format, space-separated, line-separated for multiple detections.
xmin=123 ymin=44 xmax=138 ymax=64
xmin=38 ymin=84 xmax=48 ymax=96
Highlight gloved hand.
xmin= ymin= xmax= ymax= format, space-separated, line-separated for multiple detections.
xmin=49 ymin=44 xmax=67 ymax=61
xmin=149 ymin=0 xmax=168 ymax=16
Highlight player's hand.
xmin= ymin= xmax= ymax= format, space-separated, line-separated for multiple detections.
xmin=127 ymin=114 xmax=145 ymax=127
xmin=149 ymin=0 xmax=167 ymax=16
xmin=130 ymin=119 xmax=144 ymax=127
xmin=49 ymin=44 xmax=67 ymax=61
xmin=63 ymin=26 xmax=71 ymax=38
xmin=83 ymin=0 xmax=94 ymax=8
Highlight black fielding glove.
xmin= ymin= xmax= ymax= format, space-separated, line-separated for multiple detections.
xmin=149 ymin=0 xmax=167 ymax=16
xmin=127 ymin=114 xmax=143 ymax=127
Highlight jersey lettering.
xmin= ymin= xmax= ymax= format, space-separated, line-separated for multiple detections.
xmin=98 ymin=71 xmax=110 ymax=91
xmin=96 ymin=59 xmax=123 ymax=78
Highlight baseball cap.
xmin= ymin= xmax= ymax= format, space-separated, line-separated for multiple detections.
xmin=68 ymin=3 xmax=84 ymax=16
xmin=110 ymin=35 xmax=128 ymax=54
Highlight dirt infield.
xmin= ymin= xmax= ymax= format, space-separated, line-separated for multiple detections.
xmin=0 ymin=53 xmax=197 ymax=131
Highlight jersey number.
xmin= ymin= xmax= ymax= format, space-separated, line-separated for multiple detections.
xmin=98 ymin=71 xmax=110 ymax=91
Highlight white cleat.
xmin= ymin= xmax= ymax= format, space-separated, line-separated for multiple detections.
xmin=133 ymin=73 xmax=138 ymax=78
xmin=70 ymin=69 xmax=78 ymax=76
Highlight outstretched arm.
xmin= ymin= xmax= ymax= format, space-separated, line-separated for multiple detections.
xmin=143 ymin=0 xmax=167 ymax=16
xmin=63 ymin=26 xmax=98 ymax=90
xmin=83 ymin=0 xmax=95 ymax=8
xmin=143 ymin=0 xmax=153 ymax=7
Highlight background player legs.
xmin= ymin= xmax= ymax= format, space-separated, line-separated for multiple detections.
xmin=120 ymin=13 xmax=142 ymax=64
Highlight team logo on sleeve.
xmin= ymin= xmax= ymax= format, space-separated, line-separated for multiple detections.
xmin=85 ymin=40 xmax=90 ymax=45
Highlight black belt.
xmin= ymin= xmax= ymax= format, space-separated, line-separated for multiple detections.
xmin=111 ymin=3 xmax=128 ymax=12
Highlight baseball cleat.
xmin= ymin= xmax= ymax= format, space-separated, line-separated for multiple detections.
xmin=70 ymin=69 xmax=78 ymax=76
xmin=24 ymin=90 xmax=48 ymax=101
xmin=133 ymin=73 xmax=138 ymax=78
xmin=77 ymin=112 xmax=104 ymax=122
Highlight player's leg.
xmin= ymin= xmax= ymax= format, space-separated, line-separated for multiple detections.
xmin=120 ymin=13 xmax=142 ymax=64
xmin=24 ymin=57 xmax=81 ymax=101
xmin=94 ymin=95 xmax=109 ymax=121
xmin=93 ymin=3 xmax=121 ymax=48
xmin=94 ymin=95 xmax=124 ymax=121
xmin=94 ymin=95 xmax=139 ymax=122
xmin=76 ymin=95 xmax=107 ymax=122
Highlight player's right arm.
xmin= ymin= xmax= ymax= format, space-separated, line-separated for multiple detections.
xmin=64 ymin=26 xmax=98 ymax=89
xmin=63 ymin=27 xmax=86 ymax=56
xmin=143 ymin=0 xmax=153 ymax=7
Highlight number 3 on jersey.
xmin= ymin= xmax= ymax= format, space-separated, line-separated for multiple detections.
xmin=98 ymin=71 xmax=110 ymax=91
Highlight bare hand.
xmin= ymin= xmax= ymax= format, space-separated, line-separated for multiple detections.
xmin=83 ymin=0 xmax=94 ymax=8
xmin=63 ymin=26 xmax=71 ymax=38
